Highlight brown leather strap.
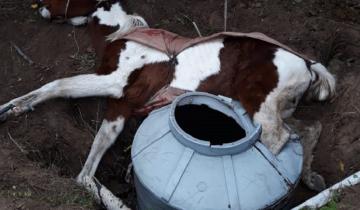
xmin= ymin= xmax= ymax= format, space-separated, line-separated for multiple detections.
xmin=133 ymin=86 xmax=187 ymax=116
xmin=121 ymin=28 xmax=312 ymax=61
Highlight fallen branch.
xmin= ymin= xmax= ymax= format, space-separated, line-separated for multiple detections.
xmin=10 ymin=41 xmax=34 ymax=65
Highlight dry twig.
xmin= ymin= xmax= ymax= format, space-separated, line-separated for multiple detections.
xmin=181 ymin=14 xmax=202 ymax=37
xmin=7 ymin=131 xmax=28 ymax=155
xmin=192 ymin=22 xmax=202 ymax=37
xmin=10 ymin=41 xmax=34 ymax=65
xmin=77 ymin=106 xmax=96 ymax=138
xmin=72 ymin=28 xmax=80 ymax=56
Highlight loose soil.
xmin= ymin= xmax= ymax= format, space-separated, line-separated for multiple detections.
xmin=0 ymin=0 xmax=359 ymax=209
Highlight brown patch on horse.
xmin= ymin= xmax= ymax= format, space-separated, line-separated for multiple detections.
xmin=104 ymin=62 xmax=174 ymax=121
xmin=198 ymin=37 xmax=279 ymax=116
xmin=105 ymin=98 xmax=132 ymax=120
xmin=123 ymin=63 xmax=174 ymax=109
xmin=95 ymin=39 xmax=126 ymax=75
xmin=88 ymin=18 xmax=119 ymax=61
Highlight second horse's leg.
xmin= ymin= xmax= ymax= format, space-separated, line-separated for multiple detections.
xmin=285 ymin=118 xmax=326 ymax=191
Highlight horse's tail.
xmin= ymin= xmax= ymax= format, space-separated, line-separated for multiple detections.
xmin=106 ymin=15 xmax=148 ymax=41
xmin=307 ymin=62 xmax=336 ymax=101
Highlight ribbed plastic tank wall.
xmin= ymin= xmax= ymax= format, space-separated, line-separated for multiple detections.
xmin=132 ymin=92 xmax=303 ymax=210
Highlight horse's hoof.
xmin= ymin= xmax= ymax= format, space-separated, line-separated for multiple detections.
xmin=0 ymin=113 xmax=7 ymax=123
xmin=0 ymin=104 xmax=15 ymax=123
xmin=307 ymin=172 xmax=326 ymax=192
xmin=75 ymin=174 xmax=86 ymax=186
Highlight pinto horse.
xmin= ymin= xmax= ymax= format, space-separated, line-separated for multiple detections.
xmin=1 ymin=1 xmax=335 ymax=209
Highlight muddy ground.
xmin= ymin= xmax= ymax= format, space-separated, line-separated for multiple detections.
xmin=0 ymin=0 xmax=359 ymax=209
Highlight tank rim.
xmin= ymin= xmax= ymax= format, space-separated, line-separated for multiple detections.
xmin=169 ymin=92 xmax=261 ymax=156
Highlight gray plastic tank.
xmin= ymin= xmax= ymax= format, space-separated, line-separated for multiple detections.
xmin=131 ymin=92 xmax=303 ymax=210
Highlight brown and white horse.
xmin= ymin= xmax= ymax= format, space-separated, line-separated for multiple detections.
xmin=31 ymin=0 xmax=134 ymax=26
xmin=32 ymin=0 xmax=147 ymax=59
xmin=31 ymin=0 xmax=98 ymax=25
xmin=1 ymin=1 xmax=335 ymax=209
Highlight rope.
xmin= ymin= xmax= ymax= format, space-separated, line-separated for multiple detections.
xmin=224 ymin=0 xmax=228 ymax=31
xmin=64 ymin=0 xmax=70 ymax=20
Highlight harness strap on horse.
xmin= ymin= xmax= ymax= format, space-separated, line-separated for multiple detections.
xmin=121 ymin=28 xmax=314 ymax=62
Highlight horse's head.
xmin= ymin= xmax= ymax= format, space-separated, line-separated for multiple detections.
xmin=31 ymin=0 xmax=98 ymax=21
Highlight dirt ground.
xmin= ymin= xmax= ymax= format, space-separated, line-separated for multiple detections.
xmin=0 ymin=0 xmax=359 ymax=209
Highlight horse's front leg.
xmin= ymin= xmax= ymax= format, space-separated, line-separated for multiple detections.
xmin=76 ymin=98 xmax=132 ymax=210
xmin=254 ymin=99 xmax=290 ymax=154
xmin=285 ymin=118 xmax=326 ymax=192
xmin=0 ymin=72 xmax=122 ymax=121
xmin=76 ymin=116 xmax=125 ymax=181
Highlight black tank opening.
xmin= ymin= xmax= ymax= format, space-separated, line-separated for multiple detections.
xmin=174 ymin=104 xmax=246 ymax=145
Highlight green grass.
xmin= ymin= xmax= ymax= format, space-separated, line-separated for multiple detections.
xmin=320 ymin=199 xmax=338 ymax=210
xmin=0 ymin=185 xmax=96 ymax=209
xmin=299 ymin=190 xmax=341 ymax=210
xmin=42 ymin=187 xmax=95 ymax=208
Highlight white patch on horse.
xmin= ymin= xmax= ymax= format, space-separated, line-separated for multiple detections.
xmin=92 ymin=3 xmax=127 ymax=26
xmin=92 ymin=2 xmax=148 ymax=41
xmin=170 ymin=39 xmax=224 ymax=91
xmin=39 ymin=7 xmax=51 ymax=19
xmin=68 ymin=16 xmax=88 ymax=26
xmin=253 ymin=48 xmax=311 ymax=154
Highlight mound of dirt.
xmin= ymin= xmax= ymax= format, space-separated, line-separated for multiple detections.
xmin=338 ymin=184 xmax=360 ymax=210
xmin=0 ymin=0 xmax=360 ymax=209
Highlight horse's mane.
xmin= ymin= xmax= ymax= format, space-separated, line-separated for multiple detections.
xmin=106 ymin=14 xmax=148 ymax=42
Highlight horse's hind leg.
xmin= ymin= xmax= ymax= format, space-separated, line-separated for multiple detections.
xmin=76 ymin=116 xmax=129 ymax=210
xmin=76 ymin=116 xmax=125 ymax=182
xmin=285 ymin=118 xmax=326 ymax=191
xmin=76 ymin=99 xmax=132 ymax=209
xmin=0 ymin=72 xmax=121 ymax=121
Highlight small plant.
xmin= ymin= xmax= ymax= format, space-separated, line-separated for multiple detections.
xmin=319 ymin=199 xmax=337 ymax=210
xmin=319 ymin=189 xmax=341 ymax=210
